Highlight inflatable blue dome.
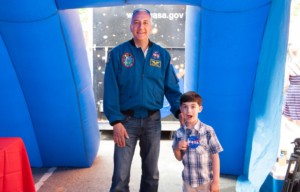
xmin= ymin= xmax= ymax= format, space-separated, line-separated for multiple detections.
xmin=0 ymin=0 xmax=291 ymax=191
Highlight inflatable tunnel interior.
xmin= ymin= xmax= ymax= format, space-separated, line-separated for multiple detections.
xmin=0 ymin=1 xmax=100 ymax=167
xmin=0 ymin=0 xmax=291 ymax=191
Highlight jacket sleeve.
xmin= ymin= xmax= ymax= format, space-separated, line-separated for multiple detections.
xmin=164 ymin=57 xmax=182 ymax=118
xmin=103 ymin=50 xmax=124 ymax=125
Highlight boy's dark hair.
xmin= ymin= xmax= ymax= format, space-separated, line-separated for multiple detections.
xmin=180 ymin=91 xmax=202 ymax=106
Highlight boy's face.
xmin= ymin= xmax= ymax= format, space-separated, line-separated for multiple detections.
xmin=180 ymin=102 xmax=202 ymax=125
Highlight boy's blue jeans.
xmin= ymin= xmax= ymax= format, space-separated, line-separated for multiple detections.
xmin=110 ymin=111 xmax=162 ymax=192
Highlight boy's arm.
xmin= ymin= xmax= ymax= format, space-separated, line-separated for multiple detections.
xmin=173 ymin=148 xmax=183 ymax=161
xmin=210 ymin=153 xmax=220 ymax=192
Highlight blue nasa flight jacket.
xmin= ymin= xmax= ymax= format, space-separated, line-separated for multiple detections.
xmin=103 ymin=39 xmax=182 ymax=125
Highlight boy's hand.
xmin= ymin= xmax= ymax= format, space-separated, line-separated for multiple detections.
xmin=210 ymin=180 xmax=220 ymax=192
xmin=177 ymin=140 xmax=188 ymax=151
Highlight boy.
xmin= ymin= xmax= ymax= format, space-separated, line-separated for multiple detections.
xmin=172 ymin=91 xmax=223 ymax=192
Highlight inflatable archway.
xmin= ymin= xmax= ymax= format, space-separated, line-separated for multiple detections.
xmin=0 ymin=0 xmax=291 ymax=191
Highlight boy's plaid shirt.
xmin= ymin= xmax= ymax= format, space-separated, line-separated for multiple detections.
xmin=172 ymin=120 xmax=223 ymax=187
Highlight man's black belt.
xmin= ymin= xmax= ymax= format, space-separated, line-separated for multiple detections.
xmin=121 ymin=109 xmax=159 ymax=118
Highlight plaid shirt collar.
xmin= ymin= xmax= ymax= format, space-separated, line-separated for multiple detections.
xmin=183 ymin=120 xmax=201 ymax=134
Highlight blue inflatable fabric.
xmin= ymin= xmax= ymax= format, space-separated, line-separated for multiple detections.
xmin=0 ymin=1 xmax=99 ymax=167
xmin=0 ymin=0 xmax=291 ymax=191
xmin=237 ymin=0 xmax=291 ymax=190
xmin=186 ymin=3 xmax=271 ymax=176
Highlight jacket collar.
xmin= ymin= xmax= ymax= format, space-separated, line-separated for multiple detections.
xmin=129 ymin=38 xmax=153 ymax=48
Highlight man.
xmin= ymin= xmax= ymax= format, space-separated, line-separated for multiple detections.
xmin=103 ymin=8 xmax=182 ymax=192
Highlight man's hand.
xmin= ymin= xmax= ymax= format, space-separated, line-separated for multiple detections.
xmin=113 ymin=123 xmax=129 ymax=147
xmin=179 ymin=112 xmax=184 ymax=127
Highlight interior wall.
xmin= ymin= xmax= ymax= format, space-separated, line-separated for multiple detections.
xmin=0 ymin=1 xmax=100 ymax=167
xmin=0 ymin=33 xmax=42 ymax=166
xmin=185 ymin=3 xmax=271 ymax=176
xmin=237 ymin=0 xmax=291 ymax=190
xmin=184 ymin=6 xmax=201 ymax=92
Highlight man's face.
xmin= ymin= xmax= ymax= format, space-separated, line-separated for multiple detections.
xmin=130 ymin=11 xmax=152 ymax=42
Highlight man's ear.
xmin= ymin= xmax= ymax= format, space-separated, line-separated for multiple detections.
xmin=130 ymin=24 xmax=133 ymax=33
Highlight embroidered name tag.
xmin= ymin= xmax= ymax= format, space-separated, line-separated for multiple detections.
xmin=150 ymin=59 xmax=161 ymax=68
